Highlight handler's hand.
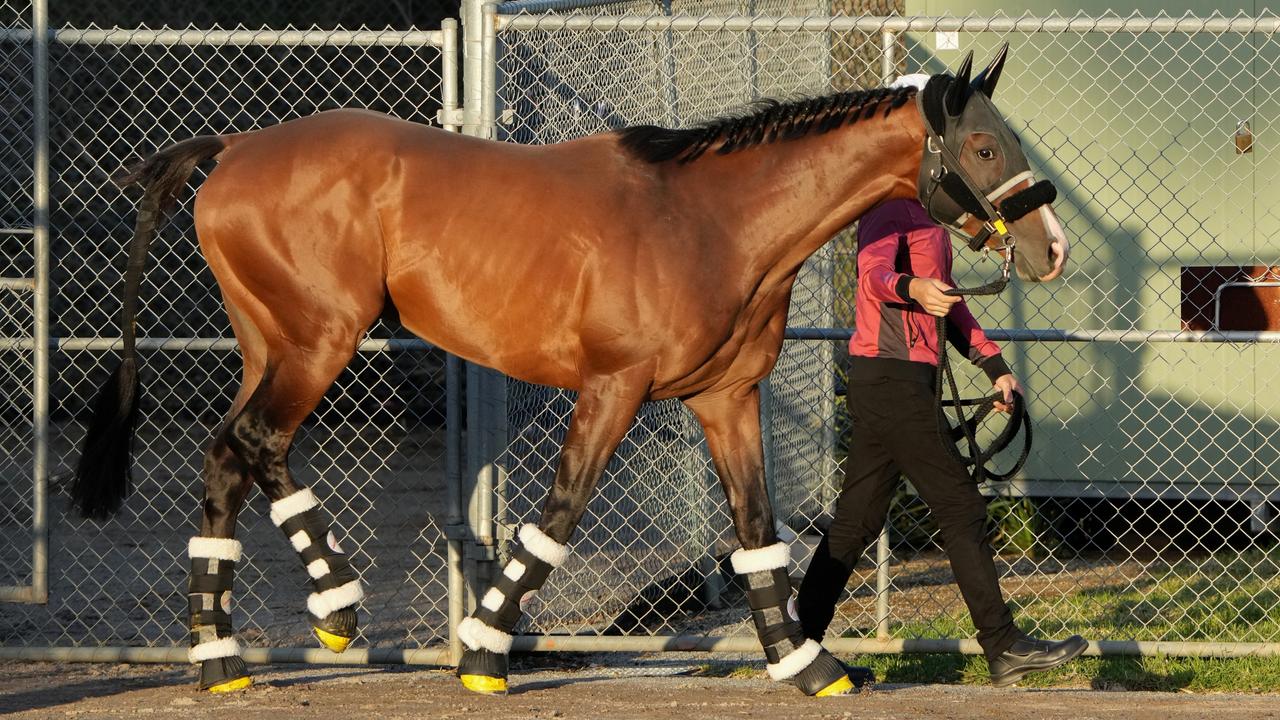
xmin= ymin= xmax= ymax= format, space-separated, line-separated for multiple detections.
xmin=992 ymin=373 xmax=1023 ymax=414
xmin=908 ymin=278 xmax=962 ymax=317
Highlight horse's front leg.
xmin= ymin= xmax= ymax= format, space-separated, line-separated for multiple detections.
xmin=685 ymin=385 xmax=855 ymax=697
xmin=456 ymin=368 xmax=650 ymax=695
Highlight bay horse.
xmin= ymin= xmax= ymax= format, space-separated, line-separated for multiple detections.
xmin=72 ymin=47 xmax=1068 ymax=695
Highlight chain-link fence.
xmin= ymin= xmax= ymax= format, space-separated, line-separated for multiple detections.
xmin=3 ymin=0 xmax=1279 ymax=665
xmin=492 ymin=6 xmax=1280 ymax=654
xmin=1 ymin=0 xmax=463 ymax=657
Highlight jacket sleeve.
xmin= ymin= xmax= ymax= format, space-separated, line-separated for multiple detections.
xmin=945 ymin=301 xmax=1012 ymax=382
xmin=857 ymin=231 xmax=914 ymax=304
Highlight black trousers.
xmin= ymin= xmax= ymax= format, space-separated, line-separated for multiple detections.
xmin=796 ymin=357 xmax=1019 ymax=660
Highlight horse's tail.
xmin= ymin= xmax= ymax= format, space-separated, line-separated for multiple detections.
xmin=72 ymin=135 xmax=226 ymax=520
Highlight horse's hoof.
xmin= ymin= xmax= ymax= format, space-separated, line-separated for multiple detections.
xmin=199 ymin=655 xmax=252 ymax=693
xmin=793 ymin=648 xmax=858 ymax=697
xmin=311 ymin=607 xmax=358 ymax=654
xmin=813 ymin=675 xmax=855 ymax=697
xmin=457 ymin=647 xmax=509 ymax=695
xmin=314 ymin=626 xmax=353 ymax=653
xmin=207 ymin=676 xmax=253 ymax=693
xmin=459 ymin=674 xmax=508 ymax=695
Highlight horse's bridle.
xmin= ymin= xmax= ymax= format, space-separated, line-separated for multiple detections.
xmin=915 ymin=83 xmax=1058 ymax=294
xmin=912 ymin=76 xmax=1058 ymax=483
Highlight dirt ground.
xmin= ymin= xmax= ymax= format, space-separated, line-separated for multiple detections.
xmin=2 ymin=659 xmax=1277 ymax=720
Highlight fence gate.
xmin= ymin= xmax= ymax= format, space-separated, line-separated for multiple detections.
xmin=1 ymin=2 xmax=468 ymax=661
xmin=0 ymin=0 xmax=48 ymax=607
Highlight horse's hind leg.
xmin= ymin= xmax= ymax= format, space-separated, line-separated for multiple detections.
xmin=685 ymin=386 xmax=855 ymax=697
xmin=187 ymin=304 xmax=265 ymax=692
xmin=226 ymin=341 xmax=366 ymax=655
xmin=456 ymin=368 xmax=650 ymax=695
xmin=189 ymin=421 xmax=256 ymax=692
xmin=187 ymin=288 xmax=368 ymax=691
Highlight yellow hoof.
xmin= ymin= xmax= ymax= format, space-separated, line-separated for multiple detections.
xmin=459 ymin=674 xmax=508 ymax=695
xmin=314 ymin=627 xmax=353 ymax=654
xmin=207 ymin=676 xmax=253 ymax=693
xmin=814 ymin=675 xmax=855 ymax=697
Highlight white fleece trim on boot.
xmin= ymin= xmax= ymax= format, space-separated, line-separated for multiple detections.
xmin=766 ymin=638 xmax=823 ymax=681
xmin=730 ymin=542 xmax=789 ymax=575
xmin=307 ymin=580 xmax=364 ymax=619
xmin=518 ymin=524 xmax=570 ymax=567
xmin=269 ymin=488 xmax=319 ymax=527
xmin=188 ymin=637 xmax=241 ymax=664
xmin=457 ymin=616 xmax=513 ymax=654
xmin=188 ymin=537 xmax=243 ymax=562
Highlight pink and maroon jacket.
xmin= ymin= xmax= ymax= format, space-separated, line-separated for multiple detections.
xmin=850 ymin=198 xmax=1010 ymax=383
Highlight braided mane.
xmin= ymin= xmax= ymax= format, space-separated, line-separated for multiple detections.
xmin=617 ymin=85 xmax=918 ymax=164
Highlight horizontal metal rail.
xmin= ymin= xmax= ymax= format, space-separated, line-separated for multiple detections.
xmin=0 ymin=278 xmax=35 ymax=292
xmin=784 ymin=327 xmax=1280 ymax=343
xmin=496 ymin=13 xmax=1280 ymax=34
xmin=497 ymin=0 xmax=643 ymax=14
xmin=5 ymin=329 xmax=1280 ymax=353
xmin=0 ymin=337 xmax=437 ymax=352
xmin=0 ymin=586 xmax=41 ymax=603
xmin=520 ymin=636 xmax=1280 ymax=657
xmin=0 ymin=28 xmax=448 ymax=47
xmin=989 ymin=480 xmax=1279 ymax=502
xmin=5 ymin=637 xmax=1276 ymax=662
xmin=0 ymin=645 xmax=452 ymax=665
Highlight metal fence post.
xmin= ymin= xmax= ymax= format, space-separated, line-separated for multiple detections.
xmin=870 ymin=25 xmax=896 ymax=643
xmin=461 ymin=0 xmax=499 ymax=140
xmin=461 ymin=0 xmax=485 ymax=138
xmin=880 ymin=28 xmax=895 ymax=87
xmin=456 ymin=0 xmax=505 ymax=620
xmin=438 ymin=18 xmax=462 ymax=132
xmin=30 ymin=0 xmax=50 ymax=606
xmin=446 ymin=355 xmax=466 ymax=663
xmin=874 ymin=522 xmax=890 ymax=639
xmin=481 ymin=3 xmax=498 ymax=139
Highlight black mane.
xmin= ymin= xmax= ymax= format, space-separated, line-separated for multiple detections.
xmin=617 ymin=85 xmax=918 ymax=164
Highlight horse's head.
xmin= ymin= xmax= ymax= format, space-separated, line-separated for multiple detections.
xmin=916 ymin=46 xmax=1068 ymax=283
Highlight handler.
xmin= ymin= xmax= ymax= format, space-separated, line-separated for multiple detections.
xmin=796 ymin=197 xmax=1088 ymax=687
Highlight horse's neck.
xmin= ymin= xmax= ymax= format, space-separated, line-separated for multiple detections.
xmin=676 ymin=109 xmax=925 ymax=279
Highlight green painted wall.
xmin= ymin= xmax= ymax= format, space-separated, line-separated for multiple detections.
xmin=885 ymin=3 xmax=1278 ymax=495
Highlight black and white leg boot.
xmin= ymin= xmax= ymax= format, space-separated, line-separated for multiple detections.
xmin=270 ymin=488 xmax=365 ymax=653
xmin=456 ymin=524 xmax=570 ymax=695
xmin=188 ymin=537 xmax=252 ymax=692
xmin=732 ymin=542 xmax=855 ymax=697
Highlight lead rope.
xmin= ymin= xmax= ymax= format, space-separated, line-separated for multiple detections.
xmin=935 ymin=282 xmax=1033 ymax=484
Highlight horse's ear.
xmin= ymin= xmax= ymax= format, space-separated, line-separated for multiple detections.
xmin=972 ymin=42 xmax=1008 ymax=98
xmin=946 ymin=50 xmax=973 ymax=115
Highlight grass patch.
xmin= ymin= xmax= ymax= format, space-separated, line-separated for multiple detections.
xmin=835 ymin=548 xmax=1280 ymax=692
xmin=1006 ymin=549 xmax=1280 ymax=643
xmin=847 ymin=653 xmax=1280 ymax=693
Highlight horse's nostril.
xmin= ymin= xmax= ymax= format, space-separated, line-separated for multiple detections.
xmin=1047 ymin=239 xmax=1066 ymax=270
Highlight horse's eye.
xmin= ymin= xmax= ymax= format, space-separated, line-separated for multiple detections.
xmin=977 ymin=148 xmax=996 ymax=160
